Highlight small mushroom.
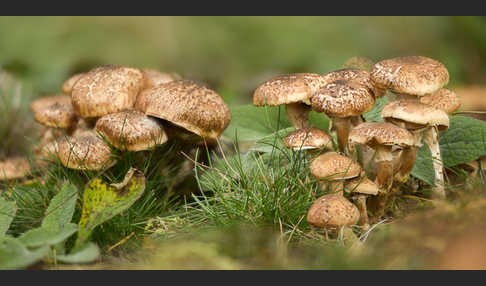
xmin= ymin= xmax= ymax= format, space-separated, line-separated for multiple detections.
xmin=30 ymin=95 xmax=72 ymax=113
xmin=56 ymin=131 xmax=116 ymax=171
xmin=306 ymin=194 xmax=360 ymax=239
xmin=370 ymin=56 xmax=449 ymax=100
xmin=61 ymin=73 xmax=85 ymax=95
xmin=420 ymin=88 xmax=461 ymax=115
xmin=137 ymin=80 xmax=231 ymax=141
xmin=311 ymin=79 xmax=375 ymax=154
xmin=253 ymin=73 xmax=328 ymax=129
xmin=381 ymin=100 xmax=449 ymax=199
xmin=33 ymin=102 xmax=78 ymax=132
xmin=95 ymin=110 xmax=168 ymax=152
xmin=283 ymin=127 xmax=334 ymax=160
xmin=71 ymin=65 xmax=145 ymax=118
xmin=142 ymin=69 xmax=180 ymax=89
xmin=344 ymin=176 xmax=379 ymax=230
xmin=0 ymin=157 xmax=31 ymax=180
xmin=309 ymin=152 xmax=362 ymax=194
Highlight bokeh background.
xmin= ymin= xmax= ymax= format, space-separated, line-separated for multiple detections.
xmin=1 ymin=16 xmax=485 ymax=104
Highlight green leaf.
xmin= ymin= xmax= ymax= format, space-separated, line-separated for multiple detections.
xmin=42 ymin=181 xmax=78 ymax=230
xmin=75 ymin=168 xmax=145 ymax=247
xmin=439 ymin=115 xmax=486 ymax=167
xmin=55 ymin=242 xmax=100 ymax=264
xmin=363 ymin=96 xmax=390 ymax=123
xmin=0 ymin=236 xmax=50 ymax=269
xmin=0 ymin=197 xmax=16 ymax=237
xmin=18 ymin=223 xmax=78 ymax=248
xmin=411 ymin=144 xmax=435 ymax=186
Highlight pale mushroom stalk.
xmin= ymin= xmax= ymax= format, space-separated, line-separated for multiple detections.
xmin=355 ymin=195 xmax=369 ymax=231
xmin=423 ymin=126 xmax=446 ymax=199
xmin=285 ymin=102 xmax=310 ymax=129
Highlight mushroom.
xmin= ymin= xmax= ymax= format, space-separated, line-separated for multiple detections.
xmin=420 ymin=88 xmax=461 ymax=115
xmin=0 ymin=157 xmax=31 ymax=180
xmin=343 ymin=56 xmax=375 ymax=72
xmin=343 ymin=176 xmax=379 ymax=230
xmin=381 ymin=100 xmax=450 ymax=199
xmin=56 ymin=131 xmax=116 ymax=171
xmin=142 ymin=69 xmax=181 ymax=89
xmin=95 ymin=110 xmax=168 ymax=152
xmin=309 ymin=151 xmax=362 ymax=194
xmin=311 ymin=79 xmax=375 ymax=154
xmin=370 ymin=56 xmax=449 ymax=101
xmin=61 ymin=73 xmax=85 ymax=95
xmin=33 ymin=102 xmax=78 ymax=133
xmin=283 ymin=127 xmax=334 ymax=160
xmin=253 ymin=73 xmax=328 ymax=129
xmin=306 ymin=194 xmax=360 ymax=240
xmin=348 ymin=122 xmax=416 ymax=192
xmin=30 ymin=94 xmax=72 ymax=113
xmin=136 ymin=80 xmax=231 ymax=141
xmin=71 ymin=65 xmax=145 ymax=118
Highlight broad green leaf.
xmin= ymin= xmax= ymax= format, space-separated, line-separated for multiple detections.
xmin=75 ymin=168 xmax=145 ymax=247
xmin=42 ymin=181 xmax=78 ymax=230
xmin=55 ymin=242 xmax=100 ymax=264
xmin=439 ymin=115 xmax=486 ymax=167
xmin=0 ymin=198 xmax=16 ymax=236
xmin=411 ymin=145 xmax=435 ymax=186
xmin=18 ymin=223 xmax=78 ymax=248
xmin=363 ymin=96 xmax=390 ymax=123
xmin=0 ymin=236 xmax=50 ymax=269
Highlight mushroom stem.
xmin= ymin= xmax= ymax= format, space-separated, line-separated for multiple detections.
xmin=329 ymin=181 xmax=344 ymax=195
xmin=333 ymin=117 xmax=352 ymax=154
xmin=285 ymin=102 xmax=310 ymax=129
xmin=374 ymin=145 xmax=394 ymax=192
xmin=394 ymin=146 xmax=419 ymax=183
xmin=355 ymin=194 xmax=370 ymax=231
xmin=423 ymin=127 xmax=446 ymax=199
xmin=395 ymin=93 xmax=419 ymax=101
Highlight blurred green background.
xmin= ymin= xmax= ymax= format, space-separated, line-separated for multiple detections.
xmin=1 ymin=16 xmax=485 ymax=105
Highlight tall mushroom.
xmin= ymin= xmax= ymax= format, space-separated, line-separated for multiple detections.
xmin=370 ymin=56 xmax=449 ymax=101
xmin=253 ymin=73 xmax=328 ymax=129
xmin=381 ymin=100 xmax=450 ymax=199
xmin=311 ymin=79 xmax=375 ymax=154
xmin=309 ymin=151 xmax=362 ymax=194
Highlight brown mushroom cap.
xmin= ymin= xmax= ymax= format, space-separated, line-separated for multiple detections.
xmin=95 ymin=110 xmax=168 ymax=151
xmin=284 ymin=127 xmax=334 ymax=151
xmin=140 ymin=80 xmax=231 ymax=139
xmin=310 ymin=152 xmax=362 ymax=181
xmin=343 ymin=176 xmax=379 ymax=195
xmin=71 ymin=66 xmax=145 ymax=118
xmin=381 ymin=100 xmax=450 ymax=131
xmin=0 ymin=157 xmax=31 ymax=180
xmin=30 ymin=95 xmax=72 ymax=113
xmin=371 ymin=56 xmax=449 ymax=96
xmin=348 ymin=122 xmax=416 ymax=148
xmin=57 ymin=131 xmax=115 ymax=170
xmin=306 ymin=194 xmax=360 ymax=228
xmin=142 ymin=69 xmax=180 ymax=89
xmin=61 ymin=73 xmax=85 ymax=95
xmin=420 ymin=88 xmax=461 ymax=114
xmin=311 ymin=79 xmax=375 ymax=117
xmin=253 ymin=73 xmax=324 ymax=106
xmin=33 ymin=102 xmax=78 ymax=129
xmin=321 ymin=68 xmax=374 ymax=93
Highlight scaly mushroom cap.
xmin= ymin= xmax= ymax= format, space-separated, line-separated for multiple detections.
xmin=57 ymin=131 xmax=115 ymax=170
xmin=284 ymin=127 xmax=334 ymax=150
xmin=95 ymin=110 xmax=168 ymax=152
xmin=30 ymin=95 xmax=72 ymax=113
xmin=0 ymin=157 xmax=31 ymax=180
xmin=311 ymin=79 xmax=375 ymax=117
xmin=321 ymin=68 xmax=374 ymax=93
xmin=34 ymin=102 xmax=78 ymax=129
xmin=140 ymin=80 xmax=231 ymax=139
xmin=343 ymin=176 xmax=379 ymax=195
xmin=310 ymin=152 xmax=362 ymax=181
xmin=142 ymin=69 xmax=180 ymax=89
xmin=371 ymin=56 xmax=449 ymax=96
xmin=61 ymin=73 xmax=85 ymax=95
xmin=381 ymin=100 xmax=450 ymax=131
xmin=253 ymin=74 xmax=317 ymax=106
xmin=348 ymin=122 xmax=416 ymax=148
xmin=306 ymin=194 xmax=360 ymax=228
xmin=343 ymin=56 xmax=374 ymax=71
xmin=420 ymin=88 xmax=461 ymax=114
xmin=71 ymin=66 xmax=145 ymax=118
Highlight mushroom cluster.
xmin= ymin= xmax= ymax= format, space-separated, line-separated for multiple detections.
xmin=31 ymin=66 xmax=231 ymax=172
xmin=253 ymin=56 xmax=461 ymax=237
